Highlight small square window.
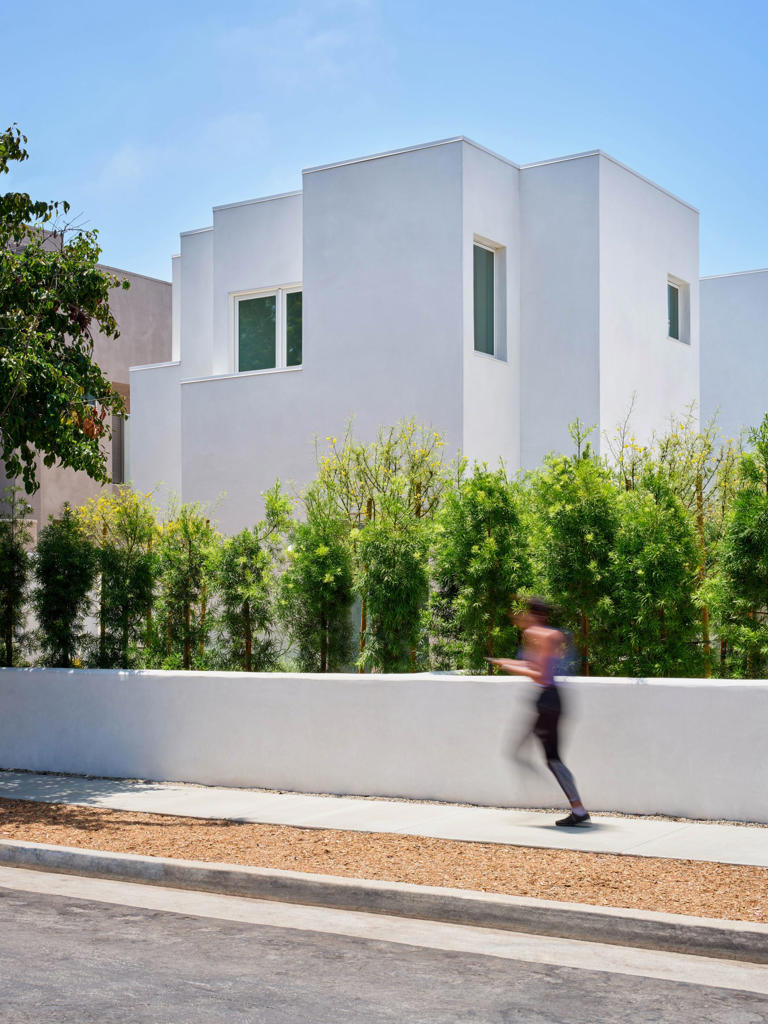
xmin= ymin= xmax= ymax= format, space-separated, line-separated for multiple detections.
xmin=235 ymin=289 xmax=302 ymax=373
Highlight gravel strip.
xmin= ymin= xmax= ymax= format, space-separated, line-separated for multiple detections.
xmin=0 ymin=797 xmax=765 ymax=924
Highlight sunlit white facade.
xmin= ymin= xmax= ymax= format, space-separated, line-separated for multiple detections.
xmin=130 ymin=137 xmax=700 ymax=532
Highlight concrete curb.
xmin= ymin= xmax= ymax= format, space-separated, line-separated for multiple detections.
xmin=1 ymin=839 xmax=766 ymax=964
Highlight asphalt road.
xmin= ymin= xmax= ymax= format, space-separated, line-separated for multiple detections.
xmin=1 ymin=884 xmax=767 ymax=1024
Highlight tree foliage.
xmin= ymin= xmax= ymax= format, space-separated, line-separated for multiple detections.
xmin=314 ymin=419 xmax=451 ymax=670
xmin=32 ymin=506 xmax=98 ymax=667
xmin=315 ymin=419 xmax=450 ymax=524
xmin=11 ymin=409 xmax=768 ymax=679
xmin=708 ymin=415 xmax=768 ymax=677
xmin=430 ymin=465 xmax=529 ymax=671
xmin=604 ymin=472 xmax=700 ymax=677
xmin=147 ymin=503 xmax=217 ymax=670
xmin=279 ymin=487 xmax=354 ymax=672
xmin=356 ymin=497 xmax=431 ymax=672
xmin=0 ymin=485 xmax=32 ymax=665
xmin=76 ymin=489 xmax=158 ymax=668
xmin=211 ymin=483 xmax=292 ymax=672
xmin=0 ymin=124 xmax=127 ymax=493
xmin=531 ymin=422 xmax=619 ymax=674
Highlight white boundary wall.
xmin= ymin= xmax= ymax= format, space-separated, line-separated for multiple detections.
xmin=0 ymin=670 xmax=766 ymax=823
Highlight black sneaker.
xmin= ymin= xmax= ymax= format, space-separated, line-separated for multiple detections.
xmin=556 ymin=811 xmax=591 ymax=827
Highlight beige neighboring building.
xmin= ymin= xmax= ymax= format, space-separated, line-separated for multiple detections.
xmin=4 ymin=266 xmax=171 ymax=539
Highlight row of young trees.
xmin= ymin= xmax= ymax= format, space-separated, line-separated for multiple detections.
xmin=1 ymin=413 xmax=767 ymax=678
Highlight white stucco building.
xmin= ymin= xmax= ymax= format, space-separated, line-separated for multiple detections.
xmin=130 ymin=137 xmax=700 ymax=532
xmin=701 ymin=268 xmax=768 ymax=440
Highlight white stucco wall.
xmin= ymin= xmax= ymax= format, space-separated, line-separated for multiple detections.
xmin=128 ymin=138 xmax=709 ymax=533
xmin=0 ymin=669 xmax=765 ymax=823
xmin=701 ymin=269 xmax=768 ymax=439
xmin=182 ymin=141 xmax=466 ymax=530
xmin=211 ymin=193 xmax=303 ymax=376
xmin=178 ymin=227 xmax=214 ymax=380
xmin=128 ymin=361 xmax=182 ymax=506
xmin=171 ymin=254 xmax=181 ymax=362
xmin=301 ymin=141 xmax=465 ymax=446
xmin=598 ymin=156 xmax=700 ymax=444
xmin=519 ymin=155 xmax=601 ymax=468
xmin=180 ymin=368 xmax=312 ymax=533
xmin=460 ymin=142 xmax=520 ymax=468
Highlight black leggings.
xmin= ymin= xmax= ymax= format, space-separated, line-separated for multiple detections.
xmin=533 ymin=686 xmax=584 ymax=806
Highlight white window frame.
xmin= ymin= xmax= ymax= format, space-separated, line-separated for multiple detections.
xmin=667 ymin=281 xmax=680 ymax=340
xmin=232 ymin=283 xmax=303 ymax=374
xmin=473 ymin=237 xmax=507 ymax=362
xmin=667 ymin=275 xmax=690 ymax=346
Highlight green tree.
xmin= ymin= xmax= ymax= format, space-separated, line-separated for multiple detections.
xmin=1 ymin=125 xmax=127 ymax=493
xmin=0 ymin=485 xmax=32 ymax=665
xmin=212 ymin=484 xmax=292 ymax=672
xmin=33 ymin=505 xmax=98 ymax=667
xmin=650 ymin=409 xmax=740 ymax=675
xmin=604 ymin=472 xmax=700 ymax=677
xmin=709 ymin=414 xmax=768 ymax=677
xmin=316 ymin=419 xmax=449 ymax=526
xmin=148 ymin=503 xmax=218 ymax=670
xmin=314 ymin=420 xmax=451 ymax=667
xmin=279 ymin=488 xmax=354 ymax=672
xmin=606 ymin=405 xmax=741 ymax=675
xmin=76 ymin=489 xmax=158 ymax=668
xmin=531 ymin=421 xmax=619 ymax=674
xmin=430 ymin=465 xmax=529 ymax=671
xmin=356 ymin=497 xmax=431 ymax=672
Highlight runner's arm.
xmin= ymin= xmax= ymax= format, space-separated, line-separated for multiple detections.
xmin=486 ymin=657 xmax=540 ymax=682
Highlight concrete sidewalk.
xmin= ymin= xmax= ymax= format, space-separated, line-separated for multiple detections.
xmin=0 ymin=770 xmax=766 ymax=868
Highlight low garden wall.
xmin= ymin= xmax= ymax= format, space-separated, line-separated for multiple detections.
xmin=0 ymin=669 xmax=766 ymax=823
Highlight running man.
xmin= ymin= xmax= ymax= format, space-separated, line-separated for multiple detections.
xmin=488 ymin=597 xmax=590 ymax=827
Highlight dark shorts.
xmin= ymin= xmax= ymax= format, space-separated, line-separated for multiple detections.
xmin=533 ymin=684 xmax=562 ymax=762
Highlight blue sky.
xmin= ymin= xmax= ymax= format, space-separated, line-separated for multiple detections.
xmin=2 ymin=0 xmax=767 ymax=280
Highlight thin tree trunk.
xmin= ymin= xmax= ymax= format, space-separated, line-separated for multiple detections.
xmin=99 ymin=524 xmax=107 ymax=665
xmin=184 ymin=602 xmax=191 ymax=670
xmin=122 ymin=607 xmax=129 ymax=668
xmin=358 ymin=497 xmax=373 ymax=673
xmin=695 ymin=474 xmax=711 ymax=677
xmin=4 ymin=615 xmax=12 ymax=667
xmin=244 ymin=601 xmax=252 ymax=673
xmin=581 ymin=612 xmax=590 ymax=676
xmin=320 ymin=614 xmax=328 ymax=673
xmin=487 ymin=517 xmax=497 ymax=669
xmin=199 ymin=583 xmax=207 ymax=662
xmin=146 ymin=534 xmax=153 ymax=634
xmin=746 ymin=608 xmax=756 ymax=678
xmin=359 ymin=599 xmax=367 ymax=672
xmin=487 ymin=608 xmax=496 ymax=660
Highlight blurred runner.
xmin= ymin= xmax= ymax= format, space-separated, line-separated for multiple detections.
xmin=488 ymin=597 xmax=590 ymax=827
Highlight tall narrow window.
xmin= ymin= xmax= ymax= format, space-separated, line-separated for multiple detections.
xmin=286 ymin=290 xmax=303 ymax=367
xmin=238 ymin=295 xmax=277 ymax=371
xmin=111 ymin=415 xmax=125 ymax=485
xmin=474 ymin=244 xmax=495 ymax=355
xmin=668 ymin=283 xmax=680 ymax=340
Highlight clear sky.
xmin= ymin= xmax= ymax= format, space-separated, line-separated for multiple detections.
xmin=2 ymin=0 xmax=767 ymax=281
